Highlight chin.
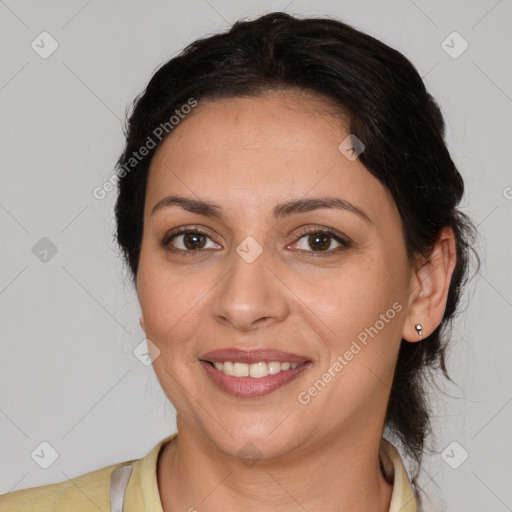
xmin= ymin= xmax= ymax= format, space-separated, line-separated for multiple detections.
xmin=203 ymin=422 xmax=304 ymax=462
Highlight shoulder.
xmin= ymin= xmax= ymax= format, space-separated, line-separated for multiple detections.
xmin=0 ymin=460 xmax=134 ymax=512
xmin=0 ymin=435 xmax=176 ymax=512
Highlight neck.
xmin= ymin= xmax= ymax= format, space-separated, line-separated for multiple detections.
xmin=157 ymin=423 xmax=393 ymax=512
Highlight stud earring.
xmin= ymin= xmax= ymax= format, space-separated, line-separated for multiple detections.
xmin=415 ymin=324 xmax=423 ymax=341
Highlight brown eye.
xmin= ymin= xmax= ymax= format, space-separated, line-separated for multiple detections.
xmin=290 ymin=227 xmax=351 ymax=256
xmin=303 ymin=232 xmax=333 ymax=251
xmin=181 ymin=232 xmax=207 ymax=250
xmin=163 ymin=229 xmax=221 ymax=254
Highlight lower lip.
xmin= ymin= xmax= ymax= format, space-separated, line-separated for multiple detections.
xmin=200 ymin=361 xmax=311 ymax=398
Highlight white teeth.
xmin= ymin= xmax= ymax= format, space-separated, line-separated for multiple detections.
xmin=249 ymin=362 xmax=268 ymax=378
xmin=222 ymin=361 xmax=234 ymax=376
xmin=233 ymin=362 xmax=249 ymax=377
xmin=267 ymin=361 xmax=281 ymax=375
xmin=211 ymin=360 xmax=304 ymax=378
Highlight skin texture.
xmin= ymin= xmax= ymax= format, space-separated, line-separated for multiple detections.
xmin=136 ymin=89 xmax=457 ymax=511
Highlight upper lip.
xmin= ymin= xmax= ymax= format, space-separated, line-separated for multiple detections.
xmin=200 ymin=348 xmax=310 ymax=364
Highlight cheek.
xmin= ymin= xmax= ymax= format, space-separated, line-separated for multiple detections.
xmin=137 ymin=255 xmax=216 ymax=351
xmin=140 ymin=278 xmax=198 ymax=341
xmin=300 ymin=268 xmax=404 ymax=404
xmin=294 ymin=259 xmax=395 ymax=334
xmin=137 ymin=250 xmax=178 ymax=333
xmin=294 ymin=257 xmax=406 ymax=387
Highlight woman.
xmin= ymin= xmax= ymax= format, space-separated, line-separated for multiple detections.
xmin=0 ymin=11 xmax=478 ymax=512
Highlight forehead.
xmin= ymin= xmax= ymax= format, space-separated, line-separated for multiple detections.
xmin=151 ymin=89 xmax=348 ymax=160
xmin=145 ymin=91 xmax=396 ymax=225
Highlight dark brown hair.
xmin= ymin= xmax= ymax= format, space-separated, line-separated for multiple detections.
xmin=114 ymin=11 xmax=479 ymax=504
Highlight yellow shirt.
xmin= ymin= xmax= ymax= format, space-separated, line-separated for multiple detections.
xmin=0 ymin=435 xmax=417 ymax=511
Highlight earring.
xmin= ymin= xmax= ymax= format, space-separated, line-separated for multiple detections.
xmin=415 ymin=324 xmax=423 ymax=342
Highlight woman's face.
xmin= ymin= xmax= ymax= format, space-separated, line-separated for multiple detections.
xmin=137 ymin=90 xmax=414 ymax=459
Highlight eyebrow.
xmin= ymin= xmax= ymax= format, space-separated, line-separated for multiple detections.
xmin=150 ymin=194 xmax=372 ymax=223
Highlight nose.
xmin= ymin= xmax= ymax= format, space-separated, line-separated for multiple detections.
xmin=211 ymin=243 xmax=290 ymax=332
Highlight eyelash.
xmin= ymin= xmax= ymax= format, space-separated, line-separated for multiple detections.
xmin=160 ymin=226 xmax=352 ymax=258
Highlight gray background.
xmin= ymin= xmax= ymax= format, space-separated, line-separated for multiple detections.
xmin=1 ymin=1 xmax=511 ymax=510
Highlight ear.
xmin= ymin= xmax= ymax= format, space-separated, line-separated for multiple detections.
xmin=402 ymin=227 xmax=457 ymax=343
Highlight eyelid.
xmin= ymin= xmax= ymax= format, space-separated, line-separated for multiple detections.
xmin=293 ymin=225 xmax=351 ymax=244
xmin=162 ymin=226 xmax=221 ymax=253
xmin=161 ymin=224 xmax=352 ymax=255
xmin=288 ymin=226 xmax=352 ymax=255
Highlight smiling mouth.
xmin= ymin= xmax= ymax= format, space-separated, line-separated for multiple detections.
xmin=199 ymin=359 xmax=312 ymax=398
xmin=203 ymin=360 xmax=308 ymax=378
xmin=199 ymin=348 xmax=312 ymax=397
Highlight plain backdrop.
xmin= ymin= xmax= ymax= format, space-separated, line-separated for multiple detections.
xmin=1 ymin=1 xmax=511 ymax=511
